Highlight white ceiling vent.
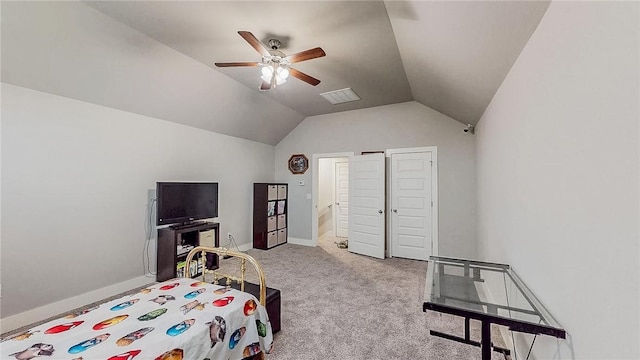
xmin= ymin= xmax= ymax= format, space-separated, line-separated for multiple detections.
xmin=320 ymin=88 xmax=361 ymax=105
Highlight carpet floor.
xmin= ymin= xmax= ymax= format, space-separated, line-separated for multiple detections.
xmin=2 ymin=235 xmax=510 ymax=359
xmin=230 ymin=235 xmax=509 ymax=360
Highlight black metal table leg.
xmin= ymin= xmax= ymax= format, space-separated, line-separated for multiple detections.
xmin=465 ymin=317 xmax=470 ymax=341
xmin=481 ymin=320 xmax=492 ymax=360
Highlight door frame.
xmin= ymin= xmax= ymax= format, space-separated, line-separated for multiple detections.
xmin=334 ymin=160 xmax=349 ymax=238
xmin=385 ymin=146 xmax=439 ymax=257
xmin=311 ymin=152 xmax=354 ymax=247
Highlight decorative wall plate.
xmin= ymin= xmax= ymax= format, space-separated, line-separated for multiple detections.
xmin=288 ymin=154 xmax=309 ymax=174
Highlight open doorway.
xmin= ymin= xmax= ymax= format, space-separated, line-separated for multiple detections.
xmin=311 ymin=152 xmax=353 ymax=247
xmin=318 ymin=157 xmax=349 ymax=239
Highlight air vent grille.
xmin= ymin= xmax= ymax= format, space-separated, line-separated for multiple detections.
xmin=320 ymin=88 xmax=361 ymax=105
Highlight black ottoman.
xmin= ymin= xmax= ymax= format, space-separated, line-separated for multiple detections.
xmin=226 ymin=281 xmax=281 ymax=334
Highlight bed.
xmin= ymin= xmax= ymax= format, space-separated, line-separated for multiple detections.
xmin=1 ymin=246 xmax=274 ymax=360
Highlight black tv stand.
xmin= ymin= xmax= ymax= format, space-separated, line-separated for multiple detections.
xmin=157 ymin=222 xmax=220 ymax=282
xmin=170 ymin=221 xmax=207 ymax=230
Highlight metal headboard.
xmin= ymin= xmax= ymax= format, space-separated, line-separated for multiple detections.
xmin=184 ymin=246 xmax=267 ymax=306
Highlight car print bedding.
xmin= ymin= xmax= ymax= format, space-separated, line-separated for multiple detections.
xmin=1 ymin=277 xmax=273 ymax=360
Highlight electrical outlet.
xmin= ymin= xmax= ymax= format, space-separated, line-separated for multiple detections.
xmin=227 ymin=233 xmax=232 ymax=240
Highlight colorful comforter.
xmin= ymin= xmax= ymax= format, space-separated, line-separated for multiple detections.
xmin=1 ymin=278 xmax=273 ymax=360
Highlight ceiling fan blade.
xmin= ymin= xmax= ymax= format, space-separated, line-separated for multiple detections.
xmin=214 ymin=61 xmax=259 ymax=67
xmin=259 ymin=79 xmax=272 ymax=91
xmin=289 ymin=68 xmax=321 ymax=86
xmin=286 ymin=47 xmax=326 ymax=64
xmin=238 ymin=31 xmax=270 ymax=57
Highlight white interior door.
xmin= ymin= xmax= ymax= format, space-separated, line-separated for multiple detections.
xmin=335 ymin=161 xmax=349 ymax=237
xmin=348 ymin=153 xmax=385 ymax=259
xmin=390 ymin=152 xmax=433 ymax=260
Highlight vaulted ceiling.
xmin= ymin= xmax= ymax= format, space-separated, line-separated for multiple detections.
xmin=1 ymin=1 xmax=550 ymax=145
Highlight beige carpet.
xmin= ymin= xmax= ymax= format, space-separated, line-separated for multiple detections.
xmin=3 ymin=235 xmax=509 ymax=359
xmin=229 ymin=235 xmax=509 ymax=360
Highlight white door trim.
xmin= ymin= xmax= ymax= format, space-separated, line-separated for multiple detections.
xmin=385 ymin=146 xmax=439 ymax=257
xmin=312 ymin=152 xmax=354 ymax=247
xmin=334 ymin=161 xmax=349 ymax=238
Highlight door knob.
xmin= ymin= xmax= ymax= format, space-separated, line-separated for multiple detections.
xmin=392 ymin=209 xmax=397 ymax=213
xmin=378 ymin=210 xmax=383 ymax=214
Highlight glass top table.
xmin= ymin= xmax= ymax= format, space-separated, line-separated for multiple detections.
xmin=423 ymin=256 xmax=565 ymax=360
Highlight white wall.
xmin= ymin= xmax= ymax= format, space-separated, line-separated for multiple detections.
xmin=1 ymin=84 xmax=275 ymax=320
xmin=476 ymin=1 xmax=639 ymax=359
xmin=1 ymin=1 xmax=303 ymax=146
xmin=275 ymin=101 xmax=477 ymax=258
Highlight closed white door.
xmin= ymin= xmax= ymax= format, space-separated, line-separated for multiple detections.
xmin=390 ymin=152 xmax=433 ymax=260
xmin=335 ymin=161 xmax=349 ymax=237
xmin=348 ymin=153 xmax=385 ymax=259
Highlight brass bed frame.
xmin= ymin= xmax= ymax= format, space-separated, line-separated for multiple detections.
xmin=184 ymin=246 xmax=267 ymax=306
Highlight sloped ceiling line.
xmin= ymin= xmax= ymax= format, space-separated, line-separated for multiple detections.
xmin=2 ymin=1 xmax=550 ymax=144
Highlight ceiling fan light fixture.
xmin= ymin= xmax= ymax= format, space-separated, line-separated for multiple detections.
xmin=260 ymin=64 xmax=289 ymax=86
xmin=277 ymin=67 xmax=289 ymax=80
xmin=216 ymin=31 xmax=325 ymax=90
xmin=274 ymin=76 xmax=287 ymax=85
xmin=261 ymin=65 xmax=273 ymax=78
xmin=275 ymin=76 xmax=288 ymax=85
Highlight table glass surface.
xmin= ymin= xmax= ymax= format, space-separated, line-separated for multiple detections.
xmin=424 ymin=256 xmax=563 ymax=333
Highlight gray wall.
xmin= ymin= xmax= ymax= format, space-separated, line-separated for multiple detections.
xmin=275 ymin=101 xmax=477 ymax=258
xmin=1 ymin=1 xmax=303 ymax=146
xmin=476 ymin=1 xmax=639 ymax=358
xmin=1 ymin=83 xmax=275 ymax=318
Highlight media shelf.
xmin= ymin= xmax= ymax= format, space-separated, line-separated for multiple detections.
xmin=253 ymin=183 xmax=288 ymax=250
xmin=156 ymin=222 xmax=219 ymax=282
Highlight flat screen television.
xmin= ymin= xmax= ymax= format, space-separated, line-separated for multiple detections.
xmin=156 ymin=182 xmax=218 ymax=226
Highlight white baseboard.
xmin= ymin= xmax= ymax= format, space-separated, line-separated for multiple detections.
xmin=287 ymin=237 xmax=313 ymax=246
xmin=498 ymin=325 xmax=519 ymax=358
xmin=236 ymin=242 xmax=253 ymax=252
xmin=0 ymin=275 xmax=154 ymax=334
xmin=475 ymin=280 xmax=519 ymax=359
xmin=218 ymin=240 xmax=253 ymax=252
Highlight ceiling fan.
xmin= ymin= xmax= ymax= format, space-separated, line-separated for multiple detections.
xmin=215 ymin=31 xmax=326 ymax=91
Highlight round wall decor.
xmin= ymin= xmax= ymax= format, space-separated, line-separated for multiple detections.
xmin=288 ymin=154 xmax=309 ymax=174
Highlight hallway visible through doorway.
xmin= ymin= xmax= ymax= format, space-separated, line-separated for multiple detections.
xmin=317 ymin=157 xmax=349 ymax=239
xmin=312 ymin=152 xmax=353 ymax=247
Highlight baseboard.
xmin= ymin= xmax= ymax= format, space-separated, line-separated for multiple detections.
xmin=236 ymin=242 xmax=253 ymax=252
xmin=0 ymin=275 xmax=154 ymax=334
xmin=476 ymin=280 xmax=519 ymax=359
xmin=287 ymin=237 xmax=313 ymax=246
xmin=222 ymin=237 xmax=313 ymax=248
xmin=217 ymin=241 xmax=253 ymax=252
xmin=498 ymin=325 xmax=518 ymax=358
